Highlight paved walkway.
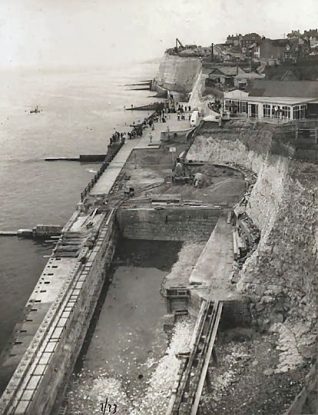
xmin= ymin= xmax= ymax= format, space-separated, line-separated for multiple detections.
xmin=90 ymin=113 xmax=190 ymax=196
xmin=135 ymin=113 xmax=190 ymax=149
xmin=90 ymin=139 xmax=139 ymax=196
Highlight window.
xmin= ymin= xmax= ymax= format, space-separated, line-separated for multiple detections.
xmin=225 ymin=100 xmax=238 ymax=113
xmin=300 ymin=105 xmax=307 ymax=119
xmin=263 ymin=104 xmax=271 ymax=118
xmin=225 ymin=99 xmax=247 ymax=114
xmin=282 ymin=106 xmax=291 ymax=119
xmin=293 ymin=105 xmax=307 ymax=119
xmin=272 ymin=105 xmax=281 ymax=118
xmin=239 ymin=101 xmax=248 ymax=113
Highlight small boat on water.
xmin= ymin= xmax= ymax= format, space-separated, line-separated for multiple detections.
xmin=30 ymin=105 xmax=41 ymax=114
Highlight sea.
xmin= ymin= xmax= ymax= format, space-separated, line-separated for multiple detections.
xmin=0 ymin=62 xmax=158 ymax=355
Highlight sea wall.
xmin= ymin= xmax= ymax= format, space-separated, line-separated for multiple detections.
xmin=41 ymin=218 xmax=118 ymax=415
xmin=187 ymin=122 xmax=318 ymax=361
xmin=156 ymin=53 xmax=202 ymax=94
xmin=0 ymin=213 xmax=118 ymax=415
xmin=116 ymin=206 xmax=221 ymax=241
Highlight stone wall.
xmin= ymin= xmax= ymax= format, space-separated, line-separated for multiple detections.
xmin=116 ymin=206 xmax=221 ymax=242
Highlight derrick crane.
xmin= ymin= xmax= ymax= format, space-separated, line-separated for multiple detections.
xmin=176 ymin=38 xmax=185 ymax=51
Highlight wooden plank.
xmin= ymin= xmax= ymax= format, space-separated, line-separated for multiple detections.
xmin=190 ymin=302 xmax=223 ymax=415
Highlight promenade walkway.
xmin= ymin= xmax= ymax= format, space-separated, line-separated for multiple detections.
xmin=90 ymin=113 xmax=190 ymax=196
xmin=90 ymin=139 xmax=138 ymax=196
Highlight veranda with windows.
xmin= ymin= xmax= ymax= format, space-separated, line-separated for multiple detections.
xmin=223 ymin=96 xmax=316 ymax=121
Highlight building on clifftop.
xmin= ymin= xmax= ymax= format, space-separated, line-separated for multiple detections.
xmin=223 ymin=80 xmax=318 ymax=121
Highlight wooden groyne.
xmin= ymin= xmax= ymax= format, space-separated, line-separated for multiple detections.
xmin=0 ymin=225 xmax=62 ymax=239
xmin=45 ymin=155 xmax=107 ymax=162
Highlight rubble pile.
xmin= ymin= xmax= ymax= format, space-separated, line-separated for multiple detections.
xmin=198 ymin=331 xmax=308 ymax=415
xmin=130 ymin=317 xmax=194 ymax=415
xmin=65 ymin=317 xmax=194 ymax=415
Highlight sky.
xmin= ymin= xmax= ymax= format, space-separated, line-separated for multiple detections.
xmin=0 ymin=0 xmax=318 ymax=69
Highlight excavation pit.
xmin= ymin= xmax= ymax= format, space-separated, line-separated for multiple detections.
xmin=59 ymin=152 xmax=250 ymax=414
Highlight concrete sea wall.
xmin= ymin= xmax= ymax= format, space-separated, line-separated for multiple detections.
xmin=0 ymin=213 xmax=118 ymax=415
xmin=116 ymin=206 xmax=221 ymax=241
xmin=187 ymin=123 xmax=318 ymax=362
xmin=156 ymin=53 xmax=202 ymax=94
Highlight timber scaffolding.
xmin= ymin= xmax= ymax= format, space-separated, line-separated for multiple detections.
xmin=166 ymin=300 xmax=223 ymax=415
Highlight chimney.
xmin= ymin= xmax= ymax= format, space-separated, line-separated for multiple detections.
xmin=211 ymin=43 xmax=214 ymax=61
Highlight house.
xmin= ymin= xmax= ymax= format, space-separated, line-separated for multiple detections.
xmin=304 ymin=29 xmax=318 ymax=49
xmin=226 ymin=34 xmax=242 ymax=47
xmin=255 ymin=38 xmax=309 ymax=64
xmin=207 ymin=66 xmax=246 ymax=87
xmin=241 ymin=33 xmax=262 ymax=50
xmin=223 ymin=80 xmax=318 ymax=120
xmin=309 ymin=36 xmax=318 ymax=49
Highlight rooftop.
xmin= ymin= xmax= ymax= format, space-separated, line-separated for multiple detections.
xmin=209 ymin=66 xmax=245 ymax=76
xmin=235 ymin=72 xmax=265 ymax=80
xmin=246 ymin=96 xmax=317 ymax=105
xmin=248 ymin=80 xmax=318 ymax=98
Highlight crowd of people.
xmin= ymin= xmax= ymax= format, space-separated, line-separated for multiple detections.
xmin=109 ymin=120 xmax=148 ymax=145
xmin=108 ymin=99 xmax=194 ymax=148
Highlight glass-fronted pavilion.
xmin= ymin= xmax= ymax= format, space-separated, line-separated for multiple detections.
xmin=224 ymin=94 xmax=317 ymax=121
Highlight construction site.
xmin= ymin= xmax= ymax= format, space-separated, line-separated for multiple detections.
xmin=0 ymin=36 xmax=317 ymax=415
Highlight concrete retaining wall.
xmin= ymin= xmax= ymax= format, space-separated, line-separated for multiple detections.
xmin=116 ymin=206 xmax=221 ymax=242
xmin=33 ymin=221 xmax=118 ymax=415
xmin=160 ymin=129 xmax=190 ymax=143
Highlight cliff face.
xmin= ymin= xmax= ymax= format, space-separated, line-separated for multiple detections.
xmin=156 ymin=53 xmax=201 ymax=94
xmin=187 ymin=123 xmax=318 ymax=363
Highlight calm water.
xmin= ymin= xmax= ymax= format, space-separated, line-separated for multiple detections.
xmin=0 ymin=63 xmax=157 ymax=354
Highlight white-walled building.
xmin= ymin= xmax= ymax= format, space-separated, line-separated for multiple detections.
xmin=223 ymin=81 xmax=318 ymax=121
